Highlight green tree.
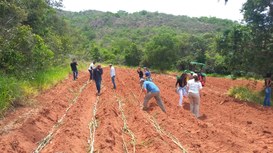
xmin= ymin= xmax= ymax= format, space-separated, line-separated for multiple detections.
xmin=216 ymin=25 xmax=252 ymax=74
xmin=145 ymin=33 xmax=178 ymax=71
xmin=241 ymin=0 xmax=273 ymax=74
xmin=125 ymin=43 xmax=142 ymax=66
xmin=92 ymin=47 xmax=101 ymax=62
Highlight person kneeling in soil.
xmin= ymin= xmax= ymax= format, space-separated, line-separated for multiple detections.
xmin=140 ymin=79 xmax=166 ymax=113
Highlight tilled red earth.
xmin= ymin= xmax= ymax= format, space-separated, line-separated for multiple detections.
xmin=0 ymin=67 xmax=272 ymax=153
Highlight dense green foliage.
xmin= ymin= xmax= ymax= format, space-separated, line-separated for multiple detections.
xmin=0 ymin=0 xmax=75 ymax=112
xmin=0 ymin=0 xmax=75 ymax=77
xmin=60 ymin=10 xmax=238 ymax=71
xmin=0 ymin=75 xmax=22 ymax=112
xmin=217 ymin=0 xmax=273 ymax=75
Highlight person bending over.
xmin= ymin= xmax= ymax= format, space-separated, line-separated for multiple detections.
xmin=140 ymin=79 xmax=166 ymax=113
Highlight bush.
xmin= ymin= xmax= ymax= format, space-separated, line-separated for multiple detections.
xmin=0 ymin=65 xmax=71 ymax=114
xmin=0 ymin=75 xmax=23 ymax=112
xmin=228 ymin=86 xmax=264 ymax=105
xmin=30 ymin=66 xmax=70 ymax=90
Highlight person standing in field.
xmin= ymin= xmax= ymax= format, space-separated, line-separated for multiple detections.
xmin=70 ymin=58 xmax=78 ymax=80
xmin=144 ymin=67 xmax=152 ymax=81
xmin=140 ymin=79 xmax=166 ymax=113
xmin=93 ymin=64 xmax=103 ymax=95
xmin=187 ymin=73 xmax=202 ymax=118
xmin=264 ymin=73 xmax=272 ymax=106
xmin=175 ymin=73 xmax=188 ymax=107
xmin=88 ymin=61 xmax=96 ymax=81
xmin=109 ymin=64 xmax=116 ymax=89
xmin=137 ymin=67 xmax=144 ymax=79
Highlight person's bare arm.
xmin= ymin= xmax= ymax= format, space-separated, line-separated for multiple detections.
xmin=142 ymin=88 xmax=147 ymax=94
xmin=199 ymin=82 xmax=202 ymax=97
xmin=175 ymin=79 xmax=179 ymax=88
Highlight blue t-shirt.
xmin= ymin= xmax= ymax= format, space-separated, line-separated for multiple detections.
xmin=143 ymin=81 xmax=160 ymax=93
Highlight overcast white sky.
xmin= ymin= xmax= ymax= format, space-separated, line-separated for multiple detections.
xmin=61 ymin=0 xmax=247 ymax=21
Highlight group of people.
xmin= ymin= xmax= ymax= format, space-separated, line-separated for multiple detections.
xmin=175 ymin=72 xmax=203 ymax=118
xmin=137 ymin=67 xmax=203 ymax=118
xmin=70 ymin=60 xmax=116 ymax=96
xmin=71 ymin=59 xmax=271 ymax=118
xmin=71 ymin=61 xmax=203 ymax=118
xmin=137 ymin=67 xmax=152 ymax=81
xmin=88 ymin=61 xmax=116 ymax=95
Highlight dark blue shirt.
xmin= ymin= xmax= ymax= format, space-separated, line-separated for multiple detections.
xmin=70 ymin=62 xmax=77 ymax=71
xmin=93 ymin=68 xmax=103 ymax=81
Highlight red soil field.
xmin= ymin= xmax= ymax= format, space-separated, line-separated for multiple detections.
xmin=0 ymin=67 xmax=272 ymax=153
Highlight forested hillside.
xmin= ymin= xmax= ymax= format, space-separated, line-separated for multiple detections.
xmin=59 ymin=10 xmax=238 ymax=72
xmin=60 ymin=4 xmax=272 ymax=76
xmin=61 ymin=10 xmax=236 ymax=34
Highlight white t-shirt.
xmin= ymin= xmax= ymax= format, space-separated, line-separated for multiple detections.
xmin=88 ymin=63 xmax=95 ymax=70
xmin=187 ymin=79 xmax=202 ymax=94
xmin=110 ymin=66 xmax=115 ymax=77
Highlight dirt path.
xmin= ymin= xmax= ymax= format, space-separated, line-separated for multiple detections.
xmin=0 ymin=67 xmax=272 ymax=153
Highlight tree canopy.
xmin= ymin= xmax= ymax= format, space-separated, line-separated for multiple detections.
xmin=217 ymin=0 xmax=273 ymax=75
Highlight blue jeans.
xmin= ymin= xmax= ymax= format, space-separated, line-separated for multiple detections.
xmin=72 ymin=70 xmax=78 ymax=80
xmin=264 ymin=87 xmax=272 ymax=106
xmin=177 ymin=86 xmax=188 ymax=106
xmin=88 ymin=70 xmax=93 ymax=80
xmin=95 ymin=79 xmax=101 ymax=94
xmin=111 ymin=76 xmax=116 ymax=89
